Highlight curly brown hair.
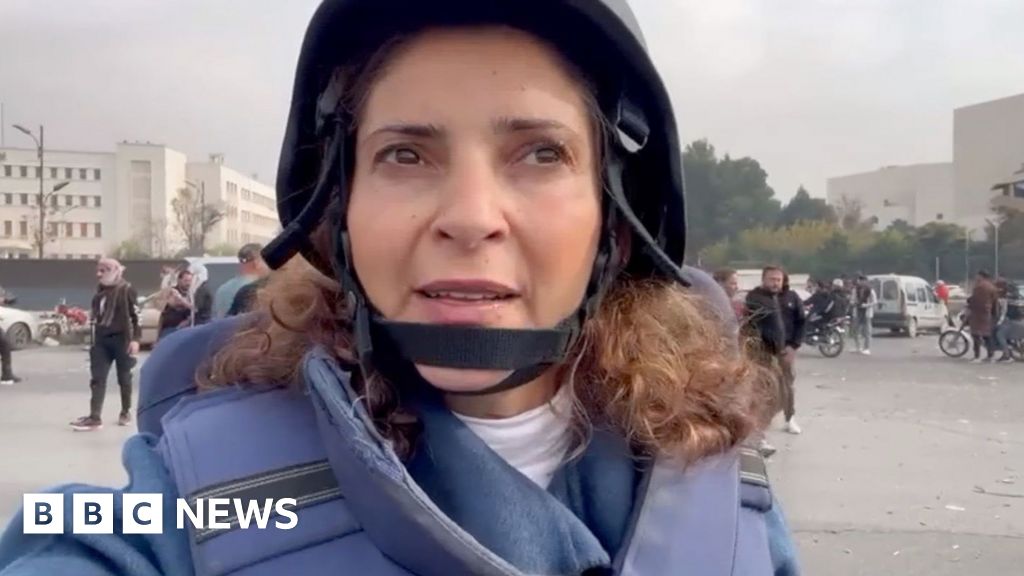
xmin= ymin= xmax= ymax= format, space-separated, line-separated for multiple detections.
xmin=202 ymin=216 xmax=774 ymax=462
xmin=201 ymin=26 xmax=775 ymax=463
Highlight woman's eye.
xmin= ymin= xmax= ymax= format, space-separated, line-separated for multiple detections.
xmin=523 ymin=145 xmax=566 ymax=166
xmin=381 ymin=147 xmax=422 ymax=165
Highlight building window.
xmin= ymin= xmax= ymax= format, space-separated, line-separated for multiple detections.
xmin=19 ymin=193 xmax=28 ymax=205
xmin=80 ymin=223 xmax=88 ymax=237
xmin=1014 ymin=183 xmax=1024 ymax=199
xmin=49 ymin=195 xmax=58 ymax=208
xmin=94 ymin=223 xmax=102 ymax=237
xmin=79 ymin=195 xmax=88 ymax=207
xmin=2 ymin=194 xmax=10 ymax=205
xmin=47 ymin=222 xmax=57 ymax=237
xmin=2 ymin=165 xmax=10 ymax=177
xmin=94 ymin=196 xmax=102 ymax=208
xmin=19 ymin=166 xmax=27 ymax=178
xmin=18 ymin=221 xmax=27 ymax=238
xmin=65 ymin=167 xmax=72 ymax=179
xmin=66 ymin=222 xmax=74 ymax=237
xmin=50 ymin=167 xmax=58 ymax=178
xmin=3 ymin=221 xmax=10 ymax=237
xmin=65 ymin=195 xmax=73 ymax=207
xmin=94 ymin=169 xmax=101 ymax=180
xmin=79 ymin=168 xmax=87 ymax=180
xmin=33 ymin=167 xmax=41 ymax=178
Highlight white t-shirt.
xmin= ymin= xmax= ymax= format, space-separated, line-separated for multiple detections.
xmin=452 ymin=386 xmax=574 ymax=489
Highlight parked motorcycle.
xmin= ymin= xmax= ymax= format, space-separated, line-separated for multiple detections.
xmin=804 ymin=316 xmax=847 ymax=358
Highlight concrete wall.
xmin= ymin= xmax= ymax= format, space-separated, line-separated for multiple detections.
xmin=953 ymin=93 xmax=1024 ymax=229
xmin=826 ymin=162 xmax=954 ymax=228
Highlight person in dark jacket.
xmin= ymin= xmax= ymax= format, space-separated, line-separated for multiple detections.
xmin=226 ymin=275 xmax=268 ymax=317
xmin=69 ymin=258 xmax=141 ymax=431
xmin=0 ymin=3 xmax=799 ymax=575
xmin=804 ymin=279 xmax=835 ymax=338
xmin=745 ymin=266 xmax=806 ymax=436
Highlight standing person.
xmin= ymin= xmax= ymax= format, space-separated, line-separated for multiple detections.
xmin=804 ymin=279 xmax=835 ymax=340
xmin=967 ymin=270 xmax=999 ymax=363
xmin=713 ymin=267 xmax=744 ymax=319
xmin=852 ymin=275 xmax=877 ymax=355
xmin=994 ymin=279 xmax=1024 ymax=363
xmin=157 ymin=265 xmax=194 ymax=340
xmin=0 ymin=286 xmax=21 ymax=386
xmin=746 ymin=266 xmax=806 ymax=438
xmin=187 ymin=262 xmax=213 ymax=327
xmin=69 ymin=258 xmax=141 ymax=431
xmin=213 ymin=243 xmax=268 ymax=318
xmin=0 ymin=3 xmax=799 ymax=574
xmin=830 ymin=278 xmax=850 ymax=322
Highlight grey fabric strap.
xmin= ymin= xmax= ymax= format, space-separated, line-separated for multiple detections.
xmin=188 ymin=459 xmax=342 ymax=543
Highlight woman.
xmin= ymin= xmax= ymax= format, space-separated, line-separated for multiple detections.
xmin=0 ymin=2 xmax=798 ymax=575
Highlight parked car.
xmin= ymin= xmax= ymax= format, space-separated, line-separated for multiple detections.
xmin=868 ymin=274 xmax=946 ymax=337
xmin=0 ymin=305 xmax=40 ymax=350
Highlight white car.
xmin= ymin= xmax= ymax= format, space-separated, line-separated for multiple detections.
xmin=0 ymin=306 xmax=39 ymax=350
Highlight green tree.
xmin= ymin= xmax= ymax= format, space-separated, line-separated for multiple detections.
xmin=682 ymin=140 xmax=780 ymax=255
xmin=113 ymin=239 xmax=151 ymax=259
xmin=886 ymin=219 xmax=915 ymax=236
xmin=777 ymin=186 xmax=836 ymax=228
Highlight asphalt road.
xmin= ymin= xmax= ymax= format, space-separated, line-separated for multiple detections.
xmin=0 ymin=335 xmax=1021 ymax=574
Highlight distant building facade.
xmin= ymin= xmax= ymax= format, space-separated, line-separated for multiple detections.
xmin=827 ymin=163 xmax=954 ymax=228
xmin=827 ymin=92 xmax=1024 ymax=230
xmin=0 ymin=142 xmax=279 ymax=259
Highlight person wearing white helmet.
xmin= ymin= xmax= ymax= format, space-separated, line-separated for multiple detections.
xmin=0 ymin=2 xmax=799 ymax=574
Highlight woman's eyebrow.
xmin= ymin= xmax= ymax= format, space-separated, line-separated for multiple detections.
xmin=493 ymin=117 xmax=573 ymax=134
xmin=364 ymin=123 xmax=445 ymax=140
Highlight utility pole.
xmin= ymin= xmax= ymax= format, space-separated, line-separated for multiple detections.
xmin=13 ymin=124 xmax=46 ymax=258
xmin=963 ymin=229 xmax=970 ymax=288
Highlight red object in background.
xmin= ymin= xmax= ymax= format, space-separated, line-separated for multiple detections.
xmin=56 ymin=303 xmax=89 ymax=327
xmin=935 ymin=283 xmax=950 ymax=304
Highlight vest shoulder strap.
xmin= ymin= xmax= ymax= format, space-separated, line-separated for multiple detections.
xmin=739 ymin=445 xmax=773 ymax=512
xmin=159 ymin=387 xmax=359 ymax=576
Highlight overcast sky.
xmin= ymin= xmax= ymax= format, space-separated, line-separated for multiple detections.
xmin=2 ymin=0 xmax=1023 ymax=202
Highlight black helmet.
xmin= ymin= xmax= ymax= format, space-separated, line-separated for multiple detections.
xmin=264 ymin=0 xmax=689 ymax=394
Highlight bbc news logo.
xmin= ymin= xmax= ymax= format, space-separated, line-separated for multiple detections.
xmin=23 ymin=494 xmax=298 ymax=534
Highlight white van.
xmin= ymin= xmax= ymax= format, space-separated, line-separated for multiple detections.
xmin=867 ymin=274 xmax=945 ymax=337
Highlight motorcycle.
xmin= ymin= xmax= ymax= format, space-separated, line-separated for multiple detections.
xmin=940 ymin=312 xmax=1023 ymax=361
xmin=804 ymin=316 xmax=847 ymax=358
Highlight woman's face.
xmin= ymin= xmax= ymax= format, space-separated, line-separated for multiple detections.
xmin=348 ymin=28 xmax=602 ymax=393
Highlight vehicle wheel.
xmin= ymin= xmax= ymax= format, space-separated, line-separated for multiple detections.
xmin=906 ymin=318 xmax=919 ymax=338
xmin=1009 ymin=342 xmax=1024 ymax=362
xmin=818 ymin=329 xmax=845 ymax=358
xmin=6 ymin=323 xmax=32 ymax=350
xmin=939 ymin=330 xmax=969 ymax=358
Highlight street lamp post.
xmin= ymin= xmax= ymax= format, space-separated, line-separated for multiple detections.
xmin=12 ymin=124 xmax=47 ymax=258
xmin=984 ymin=218 xmax=1001 ymax=278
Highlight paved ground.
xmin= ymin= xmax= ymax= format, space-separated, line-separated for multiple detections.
xmin=0 ymin=335 xmax=1021 ymax=574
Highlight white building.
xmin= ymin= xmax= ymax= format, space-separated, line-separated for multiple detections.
xmin=0 ymin=141 xmax=279 ymax=259
xmin=826 ymin=163 xmax=954 ymax=228
xmin=827 ymin=91 xmax=1024 ymax=230
xmin=952 ymin=92 xmax=1024 ymax=230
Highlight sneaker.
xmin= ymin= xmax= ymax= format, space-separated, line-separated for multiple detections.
xmin=758 ymin=438 xmax=777 ymax=458
xmin=998 ymin=356 xmax=1016 ymax=364
xmin=118 ymin=412 xmax=132 ymax=427
xmin=861 ymin=349 xmax=871 ymax=356
xmin=69 ymin=416 xmax=103 ymax=432
xmin=784 ymin=419 xmax=803 ymax=435
xmin=986 ymin=357 xmax=998 ymax=364
xmin=969 ymin=358 xmax=983 ymax=364
xmin=0 ymin=376 xmax=20 ymax=386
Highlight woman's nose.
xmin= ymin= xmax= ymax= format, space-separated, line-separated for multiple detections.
xmin=431 ymin=158 xmax=509 ymax=249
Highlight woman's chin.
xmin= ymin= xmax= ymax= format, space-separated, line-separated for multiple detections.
xmin=415 ymin=365 xmax=513 ymax=394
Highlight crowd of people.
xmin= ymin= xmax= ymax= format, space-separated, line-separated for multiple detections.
xmin=64 ymin=244 xmax=268 ymax=432
xmin=963 ymin=270 xmax=1024 ymax=363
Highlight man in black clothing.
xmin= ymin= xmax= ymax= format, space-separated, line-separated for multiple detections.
xmin=70 ymin=258 xmax=141 ymax=431
xmin=745 ymin=265 xmax=806 ymax=438
xmin=804 ymin=279 xmax=836 ymax=340
xmin=226 ymin=276 xmax=268 ymax=317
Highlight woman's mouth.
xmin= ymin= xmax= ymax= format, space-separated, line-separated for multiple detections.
xmin=413 ymin=280 xmax=521 ymax=323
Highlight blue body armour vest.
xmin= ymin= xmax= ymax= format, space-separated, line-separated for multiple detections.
xmin=141 ymin=266 xmax=783 ymax=576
